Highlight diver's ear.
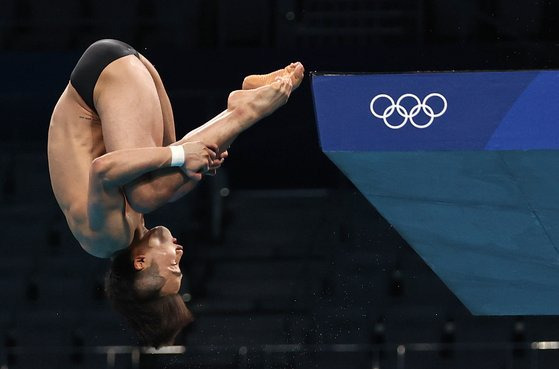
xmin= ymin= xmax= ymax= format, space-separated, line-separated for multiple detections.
xmin=133 ymin=255 xmax=147 ymax=271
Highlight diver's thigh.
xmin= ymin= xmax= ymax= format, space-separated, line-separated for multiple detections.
xmin=94 ymin=55 xmax=164 ymax=151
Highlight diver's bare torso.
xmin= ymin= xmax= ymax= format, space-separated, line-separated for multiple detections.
xmin=48 ymin=82 xmax=144 ymax=257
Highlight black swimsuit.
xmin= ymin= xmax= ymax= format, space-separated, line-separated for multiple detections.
xmin=70 ymin=39 xmax=139 ymax=114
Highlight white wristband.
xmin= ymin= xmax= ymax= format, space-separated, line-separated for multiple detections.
xmin=169 ymin=146 xmax=185 ymax=167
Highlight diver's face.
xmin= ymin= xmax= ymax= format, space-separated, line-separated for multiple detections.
xmin=143 ymin=226 xmax=184 ymax=295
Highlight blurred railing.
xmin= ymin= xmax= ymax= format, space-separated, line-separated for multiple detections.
xmin=2 ymin=341 xmax=559 ymax=369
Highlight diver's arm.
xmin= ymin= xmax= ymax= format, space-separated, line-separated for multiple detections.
xmin=87 ymin=144 xmax=215 ymax=232
xmin=91 ymin=147 xmax=176 ymax=188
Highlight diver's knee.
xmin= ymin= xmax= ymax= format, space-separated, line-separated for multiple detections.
xmin=124 ymin=185 xmax=160 ymax=214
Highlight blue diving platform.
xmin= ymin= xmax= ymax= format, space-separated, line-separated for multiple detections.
xmin=312 ymin=71 xmax=559 ymax=315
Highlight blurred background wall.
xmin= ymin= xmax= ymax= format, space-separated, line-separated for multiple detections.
xmin=1 ymin=1 xmax=559 ymax=368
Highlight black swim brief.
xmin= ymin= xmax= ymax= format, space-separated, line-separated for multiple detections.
xmin=70 ymin=39 xmax=139 ymax=114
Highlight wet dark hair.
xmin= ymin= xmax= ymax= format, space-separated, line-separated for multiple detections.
xmin=105 ymin=247 xmax=193 ymax=348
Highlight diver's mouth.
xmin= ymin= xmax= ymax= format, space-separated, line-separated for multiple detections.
xmin=170 ymin=265 xmax=182 ymax=276
xmin=173 ymin=238 xmax=184 ymax=250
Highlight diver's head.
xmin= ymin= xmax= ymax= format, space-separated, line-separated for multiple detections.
xmin=105 ymin=225 xmax=192 ymax=348
xmin=130 ymin=225 xmax=184 ymax=295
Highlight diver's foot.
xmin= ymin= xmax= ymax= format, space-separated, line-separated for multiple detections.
xmin=229 ymin=76 xmax=293 ymax=125
xmin=242 ymin=62 xmax=304 ymax=91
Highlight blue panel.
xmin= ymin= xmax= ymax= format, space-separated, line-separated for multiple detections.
xmin=312 ymin=71 xmax=559 ymax=151
xmin=486 ymin=72 xmax=559 ymax=150
xmin=313 ymin=71 xmax=559 ymax=315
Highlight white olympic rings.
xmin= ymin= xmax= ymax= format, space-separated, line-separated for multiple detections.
xmin=370 ymin=93 xmax=448 ymax=129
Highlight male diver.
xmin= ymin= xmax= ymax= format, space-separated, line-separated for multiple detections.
xmin=47 ymin=39 xmax=304 ymax=346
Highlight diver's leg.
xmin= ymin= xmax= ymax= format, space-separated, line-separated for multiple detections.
xmin=94 ymin=55 xmax=188 ymax=213
xmin=177 ymin=76 xmax=294 ymax=151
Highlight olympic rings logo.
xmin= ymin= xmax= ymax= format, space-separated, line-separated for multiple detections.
xmin=370 ymin=93 xmax=448 ymax=129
